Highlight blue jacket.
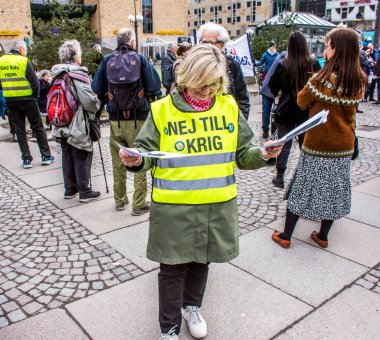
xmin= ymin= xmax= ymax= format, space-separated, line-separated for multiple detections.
xmin=255 ymin=50 xmax=279 ymax=73
xmin=0 ymin=90 xmax=6 ymax=119
xmin=92 ymin=45 xmax=162 ymax=121
xmin=259 ymin=51 xmax=286 ymax=99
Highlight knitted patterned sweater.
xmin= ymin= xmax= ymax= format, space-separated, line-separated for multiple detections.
xmin=297 ymin=73 xmax=364 ymax=158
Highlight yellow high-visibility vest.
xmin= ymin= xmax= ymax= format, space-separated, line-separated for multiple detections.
xmin=0 ymin=54 xmax=33 ymax=98
xmin=151 ymin=94 xmax=239 ymax=204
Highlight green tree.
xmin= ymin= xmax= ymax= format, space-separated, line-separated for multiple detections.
xmin=29 ymin=0 xmax=98 ymax=71
xmin=251 ymin=13 xmax=297 ymax=60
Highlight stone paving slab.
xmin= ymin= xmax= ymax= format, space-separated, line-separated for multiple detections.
xmin=352 ymin=177 xmax=380 ymax=198
xmin=266 ymin=216 xmax=380 ymax=268
xmin=19 ymin=167 xmax=103 ymax=189
xmin=356 ymin=129 xmax=380 ymax=139
xmin=67 ymin=263 xmax=312 ymax=340
xmin=0 ymin=308 xmax=89 ymax=339
xmin=0 ymin=140 xmax=62 ymax=176
xmin=100 ymin=221 xmax=158 ymax=272
xmin=347 ymin=191 xmax=380 ymax=229
xmin=37 ymin=174 xmax=114 ymax=210
xmin=231 ymin=227 xmax=367 ymax=307
xmin=64 ymin=195 xmax=150 ymax=236
xmin=277 ymin=285 xmax=380 ymax=340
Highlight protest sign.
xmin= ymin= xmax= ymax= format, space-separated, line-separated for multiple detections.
xmin=225 ymin=34 xmax=254 ymax=77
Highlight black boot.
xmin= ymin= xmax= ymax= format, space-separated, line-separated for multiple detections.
xmin=272 ymin=169 xmax=285 ymax=188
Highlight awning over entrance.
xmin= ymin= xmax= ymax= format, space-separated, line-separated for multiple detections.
xmin=257 ymin=12 xmax=336 ymax=30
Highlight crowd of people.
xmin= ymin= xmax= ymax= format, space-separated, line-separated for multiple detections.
xmin=0 ymin=22 xmax=373 ymax=340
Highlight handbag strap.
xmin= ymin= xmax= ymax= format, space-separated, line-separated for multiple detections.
xmin=328 ymin=78 xmax=356 ymax=136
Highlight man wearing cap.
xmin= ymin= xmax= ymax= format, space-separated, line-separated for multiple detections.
xmin=255 ymin=41 xmax=279 ymax=138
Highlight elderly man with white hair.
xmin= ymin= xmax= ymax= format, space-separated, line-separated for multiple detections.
xmin=199 ymin=22 xmax=250 ymax=120
xmin=0 ymin=40 xmax=54 ymax=168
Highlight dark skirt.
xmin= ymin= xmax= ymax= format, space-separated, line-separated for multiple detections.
xmin=285 ymin=152 xmax=351 ymax=221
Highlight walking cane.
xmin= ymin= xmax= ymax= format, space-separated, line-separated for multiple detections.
xmin=97 ymin=140 xmax=109 ymax=193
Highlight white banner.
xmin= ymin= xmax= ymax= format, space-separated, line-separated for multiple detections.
xmin=225 ymin=34 xmax=254 ymax=77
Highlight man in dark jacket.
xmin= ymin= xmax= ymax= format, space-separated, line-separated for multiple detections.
xmin=0 ymin=40 xmax=54 ymax=169
xmin=92 ymin=28 xmax=162 ymax=214
xmin=199 ymin=22 xmax=250 ymax=120
xmin=161 ymin=42 xmax=177 ymax=95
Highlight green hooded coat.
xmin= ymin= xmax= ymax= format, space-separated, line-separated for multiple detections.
xmin=132 ymin=90 xmax=275 ymax=265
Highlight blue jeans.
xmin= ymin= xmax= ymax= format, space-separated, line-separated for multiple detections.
xmin=262 ymin=95 xmax=274 ymax=132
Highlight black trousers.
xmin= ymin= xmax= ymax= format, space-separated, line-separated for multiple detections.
xmin=276 ymin=122 xmax=305 ymax=171
xmin=60 ymin=138 xmax=93 ymax=194
xmin=7 ymin=100 xmax=51 ymax=161
xmin=158 ymin=262 xmax=209 ymax=334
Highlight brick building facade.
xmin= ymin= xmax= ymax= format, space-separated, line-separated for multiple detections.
xmin=0 ymin=0 xmax=33 ymax=54
xmin=0 ymin=0 xmax=187 ymax=54
xmin=187 ymin=0 xmax=296 ymax=38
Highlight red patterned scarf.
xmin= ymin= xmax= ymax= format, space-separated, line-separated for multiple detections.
xmin=183 ymin=91 xmax=213 ymax=111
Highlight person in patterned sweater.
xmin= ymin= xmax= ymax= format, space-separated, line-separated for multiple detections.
xmin=272 ymin=25 xmax=367 ymax=249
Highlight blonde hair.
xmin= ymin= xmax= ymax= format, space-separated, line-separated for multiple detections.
xmin=176 ymin=45 xmax=228 ymax=94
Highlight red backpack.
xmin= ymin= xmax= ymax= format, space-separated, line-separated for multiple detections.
xmin=47 ymin=71 xmax=90 ymax=127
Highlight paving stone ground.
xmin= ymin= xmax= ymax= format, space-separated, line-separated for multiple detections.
xmin=0 ymin=98 xmax=379 ymax=333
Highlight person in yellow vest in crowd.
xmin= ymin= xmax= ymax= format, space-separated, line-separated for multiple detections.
xmin=0 ymin=40 xmax=54 ymax=169
xmin=119 ymin=45 xmax=283 ymax=340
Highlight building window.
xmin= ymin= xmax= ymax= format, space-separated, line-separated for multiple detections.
xmin=228 ymin=2 xmax=241 ymax=23
xmin=341 ymin=7 xmax=347 ymax=19
xmin=236 ymin=29 xmax=240 ymax=36
xmin=193 ymin=7 xmax=205 ymax=26
xmin=142 ymin=0 xmax=153 ymax=34
xmin=218 ymin=18 xmax=222 ymax=24
xmin=210 ymin=5 xmax=221 ymax=23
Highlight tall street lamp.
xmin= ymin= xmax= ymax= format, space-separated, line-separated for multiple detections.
xmin=128 ymin=0 xmax=143 ymax=52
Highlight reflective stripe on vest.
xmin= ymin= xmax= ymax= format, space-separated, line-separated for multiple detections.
xmin=151 ymin=94 xmax=239 ymax=205
xmin=0 ymin=54 xmax=32 ymax=98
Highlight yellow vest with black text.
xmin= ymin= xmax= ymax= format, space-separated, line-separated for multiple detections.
xmin=151 ymin=94 xmax=239 ymax=205
xmin=0 ymin=54 xmax=33 ymax=98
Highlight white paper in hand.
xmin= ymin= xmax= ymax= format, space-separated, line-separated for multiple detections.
xmin=113 ymin=140 xmax=190 ymax=159
xmin=262 ymin=109 xmax=329 ymax=149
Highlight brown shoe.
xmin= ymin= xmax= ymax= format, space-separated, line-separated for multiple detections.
xmin=311 ymin=231 xmax=328 ymax=248
xmin=272 ymin=231 xmax=291 ymax=248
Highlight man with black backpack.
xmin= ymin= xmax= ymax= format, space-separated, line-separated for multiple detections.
xmin=92 ymin=27 xmax=162 ymax=214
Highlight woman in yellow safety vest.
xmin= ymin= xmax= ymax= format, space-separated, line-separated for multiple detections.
xmin=119 ymin=45 xmax=283 ymax=340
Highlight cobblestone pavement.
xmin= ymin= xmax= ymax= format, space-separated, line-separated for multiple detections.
xmin=0 ymin=166 xmax=143 ymax=328
xmin=0 ymin=100 xmax=379 ymax=328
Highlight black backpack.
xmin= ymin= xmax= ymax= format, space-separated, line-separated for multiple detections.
xmin=106 ymin=48 xmax=147 ymax=119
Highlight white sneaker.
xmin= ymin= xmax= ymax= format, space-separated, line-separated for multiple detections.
xmin=182 ymin=306 xmax=207 ymax=339
xmin=158 ymin=326 xmax=179 ymax=340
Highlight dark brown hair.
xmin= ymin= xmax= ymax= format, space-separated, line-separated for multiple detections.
xmin=317 ymin=27 xmax=367 ymax=97
xmin=283 ymin=31 xmax=313 ymax=98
